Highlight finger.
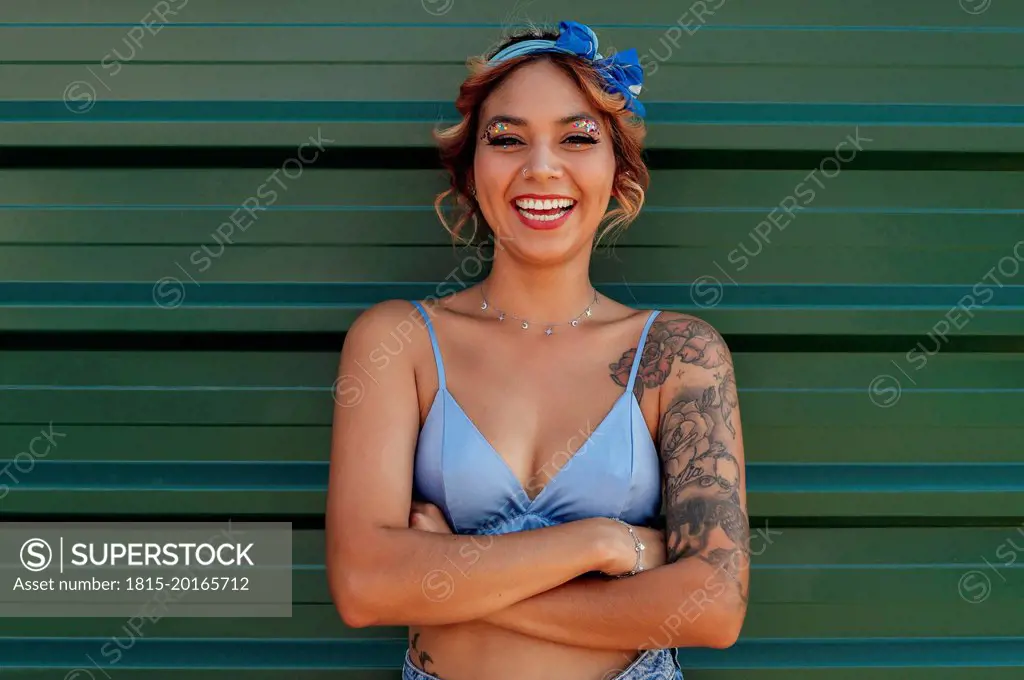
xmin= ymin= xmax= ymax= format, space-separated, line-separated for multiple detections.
xmin=421 ymin=503 xmax=447 ymax=521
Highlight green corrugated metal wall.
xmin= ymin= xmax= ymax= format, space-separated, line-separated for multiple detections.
xmin=2 ymin=0 xmax=1023 ymax=676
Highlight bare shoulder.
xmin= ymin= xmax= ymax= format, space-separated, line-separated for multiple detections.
xmin=346 ymin=299 xmax=423 ymax=336
xmin=649 ymin=310 xmax=728 ymax=346
xmin=343 ymin=299 xmax=427 ymax=351
xmin=338 ymin=299 xmax=435 ymax=381
xmin=609 ymin=308 xmax=731 ymax=401
xmin=642 ymin=310 xmax=733 ymax=386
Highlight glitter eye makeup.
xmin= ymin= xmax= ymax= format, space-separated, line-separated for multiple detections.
xmin=570 ymin=118 xmax=600 ymax=137
xmin=479 ymin=116 xmax=600 ymax=145
xmin=483 ymin=120 xmax=511 ymax=141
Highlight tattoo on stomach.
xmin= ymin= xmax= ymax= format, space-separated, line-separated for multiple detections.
xmin=410 ymin=631 xmax=446 ymax=679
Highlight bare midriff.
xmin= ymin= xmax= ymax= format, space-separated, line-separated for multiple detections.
xmin=408 ymin=622 xmax=641 ymax=680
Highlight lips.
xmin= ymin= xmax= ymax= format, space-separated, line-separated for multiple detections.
xmin=511 ymin=195 xmax=577 ymax=231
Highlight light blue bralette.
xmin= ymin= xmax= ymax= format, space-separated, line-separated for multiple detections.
xmin=409 ymin=301 xmax=662 ymax=536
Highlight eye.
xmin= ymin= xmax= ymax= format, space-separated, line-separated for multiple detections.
xmin=563 ymin=135 xmax=599 ymax=148
xmin=486 ymin=136 xmax=524 ymax=149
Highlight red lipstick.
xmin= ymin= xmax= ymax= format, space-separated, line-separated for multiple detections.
xmin=510 ymin=194 xmax=577 ymax=231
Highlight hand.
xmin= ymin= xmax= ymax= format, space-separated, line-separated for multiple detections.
xmin=409 ymin=501 xmax=453 ymax=534
xmin=602 ymin=520 xmax=666 ymax=577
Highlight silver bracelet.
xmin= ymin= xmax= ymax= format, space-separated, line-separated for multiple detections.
xmin=610 ymin=517 xmax=645 ymax=577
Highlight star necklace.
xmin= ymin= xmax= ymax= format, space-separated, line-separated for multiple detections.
xmin=478 ymin=287 xmax=599 ymax=336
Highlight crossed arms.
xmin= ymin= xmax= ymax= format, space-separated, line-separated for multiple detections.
xmin=326 ymin=302 xmax=749 ymax=651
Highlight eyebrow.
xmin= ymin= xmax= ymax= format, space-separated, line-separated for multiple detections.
xmin=482 ymin=112 xmax=599 ymax=129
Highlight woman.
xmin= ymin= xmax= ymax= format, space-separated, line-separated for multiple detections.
xmin=326 ymin=20 xmax=749 ymax=680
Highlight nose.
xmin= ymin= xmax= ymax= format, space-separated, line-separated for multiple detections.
xmin=523 ymin=143 xmax=563 ymax=181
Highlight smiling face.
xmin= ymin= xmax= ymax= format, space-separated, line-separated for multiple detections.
xmin=472 ymin=59 xmax=618 ymax=264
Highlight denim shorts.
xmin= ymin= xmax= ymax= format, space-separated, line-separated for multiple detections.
xmin=402 ymin=648 xmax=683 ymax=680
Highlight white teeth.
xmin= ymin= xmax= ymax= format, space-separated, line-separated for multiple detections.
xmin=514 ymin=197 xmax=575 ymax=210
xmin=517 ymin=208 xmax=570 ymax=222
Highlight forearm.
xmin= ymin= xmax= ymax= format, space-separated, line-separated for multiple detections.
xmin=482 ymin=559 xmax=745 ymax=650
xmin=330 ymin=518 xmax=614 ymax=627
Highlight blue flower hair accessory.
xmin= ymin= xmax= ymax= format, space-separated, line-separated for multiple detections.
xmin=486 ymin=20 xmax=646 ymax=118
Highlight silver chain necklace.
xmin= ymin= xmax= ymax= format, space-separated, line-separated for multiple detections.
xmin=479 ymin=286 xmax=599 ymax=336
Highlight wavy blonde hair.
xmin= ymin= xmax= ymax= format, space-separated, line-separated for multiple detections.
xmin=432 ymin=26 xmax=649 ymax=249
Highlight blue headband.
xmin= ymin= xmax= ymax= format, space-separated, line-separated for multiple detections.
xmin=486 ymin=20 xmax=646 ymax=118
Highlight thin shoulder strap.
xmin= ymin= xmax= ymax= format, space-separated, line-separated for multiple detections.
xmin=410 ymin=300 xmax=446 ymax=391
xmin=626 ymin=310 xmax=661 ymax=393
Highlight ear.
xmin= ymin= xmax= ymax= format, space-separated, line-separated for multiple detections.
xmin=611 ymin=172 xmax=625 ymax=200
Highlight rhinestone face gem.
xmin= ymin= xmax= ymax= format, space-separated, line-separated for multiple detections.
xmin=571 ymin=118 xmax=600 ymax=136
xmin=585 ymin=308 xmax=592 ymax=317
xmin=570 ymin=319 xmax=579 ymax=327
xmin=480 ymin=301 xmax=488 ymax=310
xmin=544 ymin=327 xmax=553 ymax=336
xmin=484 ymin=120 xmax=510 ymax=139
xmin=521 ymin=321 xmax=529 ymax=330
xmin=498 ymin=312 xmax=505 ymax=321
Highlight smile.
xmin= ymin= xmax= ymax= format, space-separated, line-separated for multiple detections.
xmin=511 ymin=196 xmax=577 ymax=230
